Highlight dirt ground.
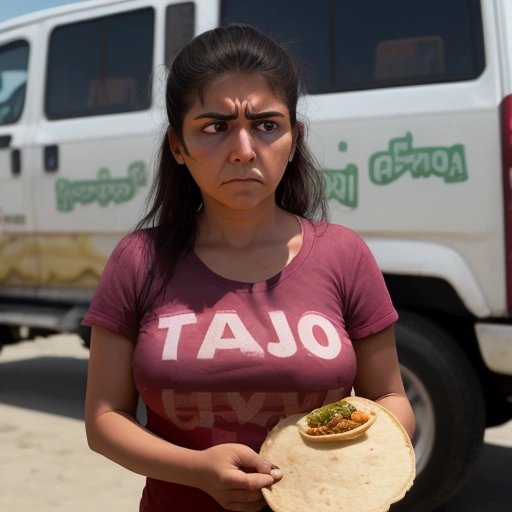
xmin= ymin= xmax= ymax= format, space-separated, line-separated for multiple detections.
xmin=0 ymin=334 xmax=144 ymax=511
xmin=0 ymin=334 xmax=511 ymax=511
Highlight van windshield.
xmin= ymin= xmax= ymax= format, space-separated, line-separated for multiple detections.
xmin=0 ymin=41 xmax=29 ymax=126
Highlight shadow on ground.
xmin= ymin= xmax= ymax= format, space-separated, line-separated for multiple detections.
xmin=0 ymin=356 xmax=87 ymax=420
xmin=437 ymin=442 xmax=511 ymax=511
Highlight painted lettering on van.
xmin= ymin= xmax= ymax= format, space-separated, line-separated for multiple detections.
xmin=55 ymin=160 xmax=147 ymax=212
xmin=322 ymin=142 xmax=359 ymax=208
xmin=369 ymin=132 xmax=467 ymax=185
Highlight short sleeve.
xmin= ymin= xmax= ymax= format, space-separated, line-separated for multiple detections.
xmin=342 ymin=233 xmax=398 ymax=340
xmin=82 ymin=232 xmax=146 ymax=343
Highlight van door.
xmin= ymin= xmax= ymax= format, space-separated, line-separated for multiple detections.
xmin=30 ymin=4 xmax=158 ymax=295
xmin=0 ymin=25 xmax=39 ymax=290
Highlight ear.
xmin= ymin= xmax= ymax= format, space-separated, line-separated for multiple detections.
xmin=167 ymin=127 xmax=186 ymax=165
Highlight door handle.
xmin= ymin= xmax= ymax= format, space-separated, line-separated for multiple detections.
xmin=0 ymin=134 xmax=12 ymax=148
xmin=0 ymin=135 xmax=19 ymax=175
xmin=44 ymin=145 xmax=59 ymax=172
xmin=11 ymin=149 xmax=21 ymax=175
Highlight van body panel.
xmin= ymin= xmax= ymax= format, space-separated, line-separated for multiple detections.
xmin=367 ymin=238 xmax=491 ymax=317
xmin=476 ymin=322 xmax=512 ymax=374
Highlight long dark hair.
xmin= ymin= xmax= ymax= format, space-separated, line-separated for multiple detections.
xmin=136 ymin=24 xmax=327 ymax=303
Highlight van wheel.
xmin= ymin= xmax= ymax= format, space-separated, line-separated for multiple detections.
xmin=391 ymin=312 xmax=485 ymax=512
xmin=0 ymin=324 xmax=21 ymax=351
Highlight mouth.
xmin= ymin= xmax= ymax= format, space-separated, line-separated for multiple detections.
xmin=223 ymin=177 xmax=262 ymax=184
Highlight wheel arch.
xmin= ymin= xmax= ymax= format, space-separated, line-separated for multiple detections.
xmin=365 ymin=238 xmax=491 ymax=318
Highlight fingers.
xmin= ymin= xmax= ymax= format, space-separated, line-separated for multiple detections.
xmin=246 ymin=451 xmax=275 ymax=474
xmin=222 ymin=462 xmax=282 ymax=511
xmin=200 ymin=444 xmax=283 ymax=511
xmin=238 ymin=470 xmax=275 ymax=491
xmin=233 ymin=460 xmax=282 ymax=491
xmin=223 ymin=455 xmax=282 ymax=511
xmin=235 ymin=446 xmax=283 ymax=482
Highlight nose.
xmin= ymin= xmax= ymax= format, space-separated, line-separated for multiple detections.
xmin=228 ymin=129 xmax=256 ymax=164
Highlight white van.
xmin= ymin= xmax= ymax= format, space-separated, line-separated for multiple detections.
xmin=1 ymin=0 xmax=511 ymax=510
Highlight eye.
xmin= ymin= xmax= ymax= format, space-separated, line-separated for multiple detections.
xmin=256 ymin=121 xmax=278 ymax=133
xmin=203 ymin=121 xmax=228 ymax=134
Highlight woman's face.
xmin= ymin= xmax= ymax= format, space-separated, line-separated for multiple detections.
xmin=168 ymin=73 xmax=296 ymax=214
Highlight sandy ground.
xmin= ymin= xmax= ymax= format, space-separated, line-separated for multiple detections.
xmin=0 ymin=334 xmax=511 ymax=511
xmin=0 ymin=334 xmax=144 ymax=511
xmin=0 ymin=404 xmax=144 ymax=510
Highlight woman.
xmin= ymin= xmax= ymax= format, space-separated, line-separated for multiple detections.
xmin=84 ymin=24 xmax=415 ymax=512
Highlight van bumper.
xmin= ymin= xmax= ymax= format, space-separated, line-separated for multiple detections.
xmin=475 ymin=323 xmax=512 ymax=375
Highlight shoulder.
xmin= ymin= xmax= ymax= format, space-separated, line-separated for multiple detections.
xmin=303 ymin=219 xmax=380 ymax=274
xmin=307 ymin=219 xmax=368 ymax=252
xmin=113 ymin=228 xmax=153 ymax=254
xmin=107 ymin=228 xmax=155 ymax=268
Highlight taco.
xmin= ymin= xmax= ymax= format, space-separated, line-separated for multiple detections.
xmin=297 ymin=398 xmax=377 ymax=442
xmin=260 ymin=396 xmax=415 ymax=512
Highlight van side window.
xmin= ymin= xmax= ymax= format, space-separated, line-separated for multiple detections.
xmin=220 ymin=0 xmax=485 ymax=93
xmin=165 ymin=2 xmax=195 ymax=66
xmin=45 ymin=8 xmax=154 ymax=120
xmin=0 ymin=41 xmax=29 ymax=126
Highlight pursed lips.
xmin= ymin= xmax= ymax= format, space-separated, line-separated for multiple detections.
xmin=222 ymin=175 xmax=263 ymax=184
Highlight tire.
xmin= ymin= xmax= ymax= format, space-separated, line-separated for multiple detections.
xmin=0 ymin=324 xmax=20 ymax=350
xmin=391 ymin=312 xmax=485 ymax=512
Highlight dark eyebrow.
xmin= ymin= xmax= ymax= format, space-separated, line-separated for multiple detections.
xmin=246 ymin=110 xmax=285 ymax=120
xmin=193 ymin=112 xmax=238 ymax=121
xmin=193 ymin=110 xmax=285 ymax=121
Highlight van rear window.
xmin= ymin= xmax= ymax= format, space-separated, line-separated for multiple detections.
xmin=45 ymin=8 xmax=154 ymax=120
xmin=220 ymin=0 xmax=485 ymax=94
xmin=0 ymin=41 xmax=29 ymax=126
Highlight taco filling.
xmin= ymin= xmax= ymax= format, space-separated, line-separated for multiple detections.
xmin=305 ymin=399 xmax=370 ymax=436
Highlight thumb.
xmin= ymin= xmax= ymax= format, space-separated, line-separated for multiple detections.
xmin=242 ymin=470 xmax=276 ymax=491
xmin=252 ymin=457 xmax=283 ymax=481
xmin=237 ymin=449 xmax=283 ymax=480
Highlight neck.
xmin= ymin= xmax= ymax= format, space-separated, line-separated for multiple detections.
xmin=196 ymin=201 xmax=293 ymax=250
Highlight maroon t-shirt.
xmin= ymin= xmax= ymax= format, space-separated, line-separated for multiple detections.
xmin=83 ymin=217 xmax=398 ymax=511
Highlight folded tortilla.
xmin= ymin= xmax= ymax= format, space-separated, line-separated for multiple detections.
xmin=260 ymin=396 xmax=415 ymax=512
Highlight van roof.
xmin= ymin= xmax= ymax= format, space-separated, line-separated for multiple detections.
xmin=0 ymin=0 xmax=138 ymax=32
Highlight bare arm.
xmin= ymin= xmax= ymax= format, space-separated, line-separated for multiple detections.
xmin=84 ymin=325 xmax=281 ymax=511
xmin=352 ymin=325 xmax=415 ymax=439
